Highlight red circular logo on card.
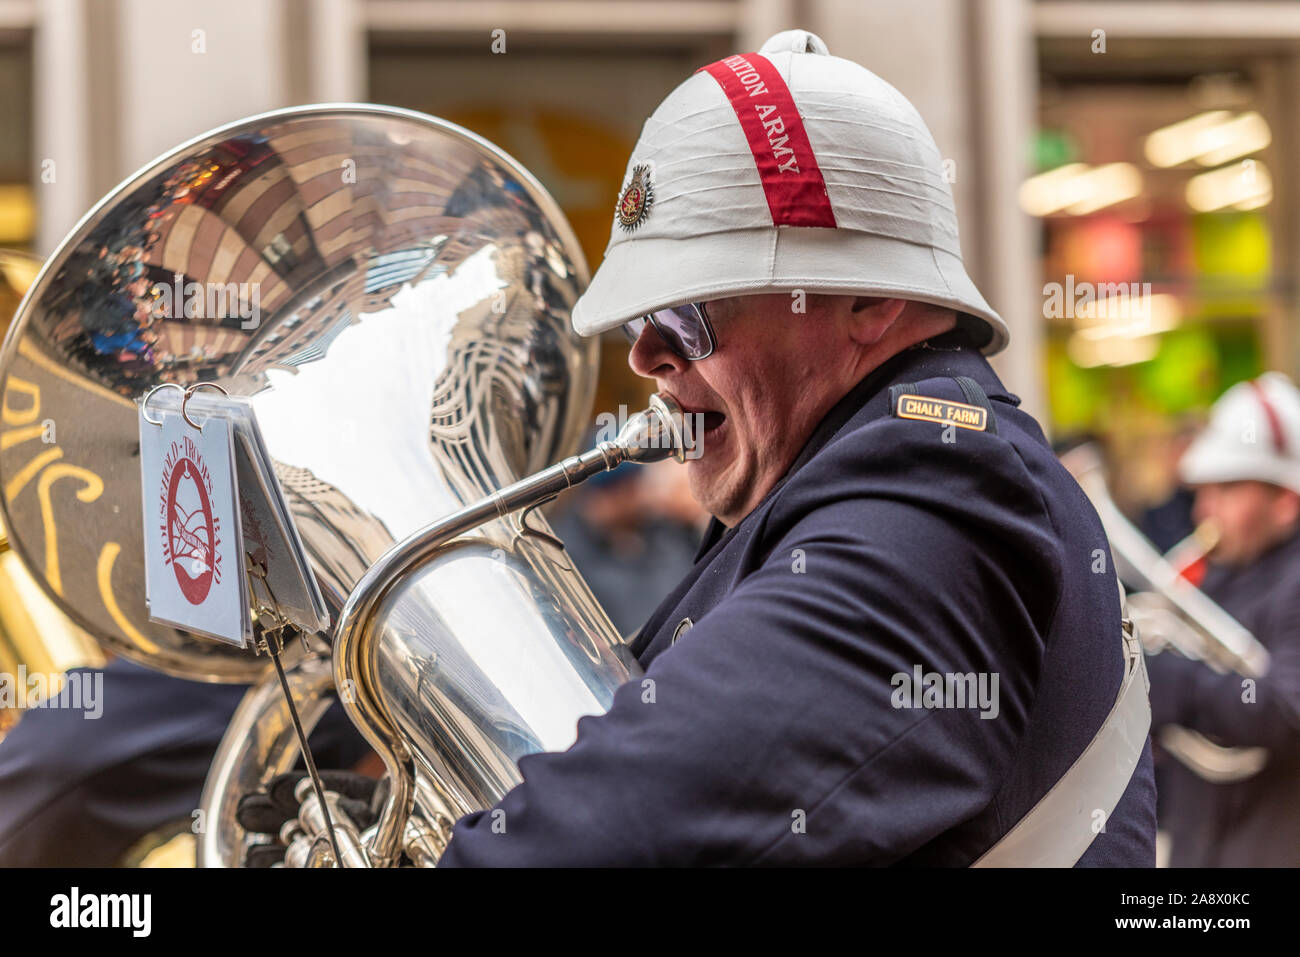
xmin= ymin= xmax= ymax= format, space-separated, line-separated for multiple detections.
xmin=160 ymin=437 xmax=221 ymax=605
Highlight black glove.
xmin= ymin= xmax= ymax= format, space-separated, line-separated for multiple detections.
xmin=236 ymin=770 xmax=384 ymax=867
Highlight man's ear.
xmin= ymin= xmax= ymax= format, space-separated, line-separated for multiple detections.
xmin=847 ymin=296 xmax=908 ymax=346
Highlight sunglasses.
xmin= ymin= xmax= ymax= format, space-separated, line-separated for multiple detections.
xmin=621 ymin=302 xmax=716 ymax=361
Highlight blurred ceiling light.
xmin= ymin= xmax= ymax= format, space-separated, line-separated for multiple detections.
xmin=1195 ymin=112 xmax=1271 ymax=166
xmin=1186 ymin=161 xmax=1273 ymax=212
xmin=1019 ymin=163 xmax=1087 ymax=216
xmin=1233 ymin=191 xmax=1272 ymax=212
xmin=1075 ymin=293 xmax=1181 ymax=340
xmin=1145 ymin=110 xmax=1271 ymax=167
xmin=1145 ymin=111 xmax=1230 ymax=167
xmin=1019 ymin=163 xmax=1143 ymax=217
xmin=1066 ymin=164 xmax=1144 ymax=214
xmin=1068 ymin=331 xmax=1161 ymax=368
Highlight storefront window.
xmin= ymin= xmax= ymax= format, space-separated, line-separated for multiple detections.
xmin=1032 ymin=40 xmax=1289 ymax=514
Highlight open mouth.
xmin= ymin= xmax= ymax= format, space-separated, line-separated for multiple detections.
xmin=663 ymin=394 xmax=726 ymax=451
xmin=685 ymin=408 xmax=726 ymax=456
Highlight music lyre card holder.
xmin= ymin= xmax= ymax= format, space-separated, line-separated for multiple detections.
xmin=138 ymin=384 xmax=329 ymax=648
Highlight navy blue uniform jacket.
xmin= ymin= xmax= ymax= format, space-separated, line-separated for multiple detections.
xmin=438 ymin=335 xmax=1158 ymax=866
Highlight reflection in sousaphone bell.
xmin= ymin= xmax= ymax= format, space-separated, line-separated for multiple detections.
xmin=0 ymin=106 xmax=597 ymax=683
xmin=0 ymin=249 xmax=104 ymax=741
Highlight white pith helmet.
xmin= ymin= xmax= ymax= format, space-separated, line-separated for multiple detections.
xmin=571 ymin=28 xmax=1008 ymax=354
xmin=1179 ymin=372 xmax=1300 ymax=496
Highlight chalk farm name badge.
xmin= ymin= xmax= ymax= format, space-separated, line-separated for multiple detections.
xmin=139 ymin=404 xmax=247 ymax=646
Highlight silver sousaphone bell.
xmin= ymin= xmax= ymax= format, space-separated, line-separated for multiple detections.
xmin=0 ymin=104 xmax=689 ymax=865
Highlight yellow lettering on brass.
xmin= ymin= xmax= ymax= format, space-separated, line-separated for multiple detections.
xmin=36 ymin=464 xmax=104 ymax=595
xmin=2 ymin=376 xmax=40 ymax=426
xmin=1 ymin=423 xmax=49 ymax=450
xmin=98 ymin=542 xmax=158 ymax=652
xmin=4 ymin=447 xmax=62 ymax=502
xmin=3 ymin=374 xmax=110 ymax=597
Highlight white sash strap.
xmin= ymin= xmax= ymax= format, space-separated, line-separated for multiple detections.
xmin=972 ymin=613 xmax=1151 ymax=867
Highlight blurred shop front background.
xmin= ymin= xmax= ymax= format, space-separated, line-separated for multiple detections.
xmin=2 ymin=0 xmax=1299 ymax=549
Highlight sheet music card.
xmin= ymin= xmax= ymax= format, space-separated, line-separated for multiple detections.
xmin=138 ymin=398 xmax=248 ymax=646
xmin=138 ymin=389 xmax=329 ymax=649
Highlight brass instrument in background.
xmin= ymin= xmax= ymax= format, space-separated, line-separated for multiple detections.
xmin=0 ymin=104 xmax=677 ymax=866
xmin=1062 ymin=444 xmax=1269 ymax=783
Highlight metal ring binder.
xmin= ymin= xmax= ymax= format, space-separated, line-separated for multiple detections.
xmin=140 ymin=382 xmax=186 ymax=426
xmin=182 ymin=382 xmax=231 ymax=431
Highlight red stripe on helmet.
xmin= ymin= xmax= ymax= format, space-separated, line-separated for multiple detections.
xmin=698 ymin=53 xmax=837 ymax=228
xmin=1247 ymin=378 xmax=1288 ymax=454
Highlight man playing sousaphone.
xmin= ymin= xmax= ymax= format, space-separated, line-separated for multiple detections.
xmin=431 ymin=30 xmax=1157 ymax=866
xmin=3 ymin=30 xmax=1160 ymax=868
xmin=1147 ymin=372 xmax=1300 ymax=867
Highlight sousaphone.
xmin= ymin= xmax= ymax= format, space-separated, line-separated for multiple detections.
xmin=0 ymin=105 xmax=663 ymax=865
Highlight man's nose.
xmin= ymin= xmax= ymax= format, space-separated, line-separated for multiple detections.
xmin=627 ymin=322 xmax=688 ymax=378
